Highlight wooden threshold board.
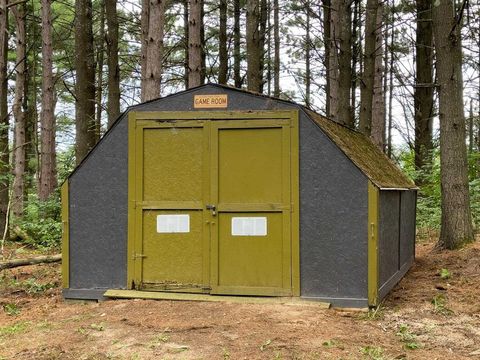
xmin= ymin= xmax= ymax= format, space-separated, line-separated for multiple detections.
xmin=103 ymin=290 xmax=330 ymax=308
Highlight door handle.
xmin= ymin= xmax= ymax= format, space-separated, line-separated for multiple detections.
xmin=206 ymin=204 xmax=216 ymax=216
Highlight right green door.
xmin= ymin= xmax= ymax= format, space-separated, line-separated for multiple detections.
xmin=209 ymin=119 xmax=293 ymax=296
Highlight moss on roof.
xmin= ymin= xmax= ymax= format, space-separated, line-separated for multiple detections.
xmin=305 ymin=109 xmax=416 ymax=189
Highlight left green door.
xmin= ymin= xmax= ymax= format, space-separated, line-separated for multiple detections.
xmin=131 ymin=120 xmax=210 ymax=292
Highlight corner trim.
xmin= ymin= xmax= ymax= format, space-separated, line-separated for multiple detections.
xmin=61 ymin=181 xmax=69 ymax=289
xmin=368 ymin=181 xmax=379 ymax=306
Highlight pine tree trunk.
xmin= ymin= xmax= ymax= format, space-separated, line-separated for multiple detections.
xmin=351 ymin=0 xmax=359 ymax=124
xmin=218 ymin=0 xmax=228 ymax=84
xmin=414 ymin=0 xmax=434 ymax=171
xmin=12 ymin=4 xmax=26 ymax=217
xmin=39 ymin=0 xmax=57 ymax=201
xmin=246 ymin=0 xmax=262 ymax=92
xmin=200 ymin=4 xmax=205 ymax=84
xmin=25 ymin=53 xmax=39 ymax=190
xmin=183 ymin=0 xmax=189 ymax=89
xmin=0 ymin=0 xmax=9 ymax=238
xmin=188 ymin=0 xmax=202 ymax=88
xmin=386 ymin=0 xmax=394 ymax=157
xmin=335 ymin=0 xmax=353 ymax=127
xmin=370 ymin=3 xmax=384 ymax=149
xmin=323 ymin=0 xmax=331 ymax=116
xmin=305 ymin=1 xmax=311 ymax=107
xmin=140 ymin=0 xmax=149 ymax=99
xmin=106 ymin=0 xmax=120 ymax=127
xmin=257 ymin=0 xmax=267 ymax=93
xmin=273 ymin=0 xmax=280 ymax=96
xmin=468 ymin=101 xmax=473 ymax=154
xmin=233 ymin=0 xmax=242 ymax=88
xmin=75 ymin=0 xmax=97 ymax=164
xmin=358 ymin=0 xmax=378 ymax=136
xmin=327 ymin=0 xmax=339 ymax=119
xmin=95 ymin=0 xmax=105 ymax=141
xmin=432 ymin=0 xmax=473 ymax=249
xmin=143 ymin=0 xmax=165 ymax=100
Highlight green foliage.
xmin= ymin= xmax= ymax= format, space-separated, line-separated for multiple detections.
xmin=360 ymin=305 xmax=385 ymax=321
xmin=431 ymin=294 xmax=453 ymax=316
xmin=360 ymin=345 xmax=385 ymax=360
xmin=398 ymin=148 xmax=480 ymax=235
xmin=0 ymin=321 xmax=29 ymax=337
xmin=2 ymin=303 xmax=20 ymax=316
xmin=15 ymin=193 xmax=62 ymax=249
xmin=22 ymin=278 xmax=56 ymax=294
xmin=322 ymin=340 xmax=337 ymax=348
xmin=396 ymin=324 xmax=421 ymax=350
xmin=439 ymin=268 xmax=451 ymax=280
xmin=9 ymin=147 xmax=74 ymax=250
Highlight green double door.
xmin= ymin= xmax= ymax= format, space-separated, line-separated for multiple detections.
xmin=129 ymin=111 xmax=298 ymax=296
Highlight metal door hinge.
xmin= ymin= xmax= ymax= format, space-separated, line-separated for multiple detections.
xmin=133 ymin=253 xmax=146 ymax=260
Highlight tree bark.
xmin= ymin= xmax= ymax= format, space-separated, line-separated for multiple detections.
xmin=233 ymin=0 xmax=241 ymax=88
xmin=140 ymin=0 xmax=149 ymax=99
xmin=273 ymin=0 xmax=280 ymax=96
xmin=351 ymin=0 xmax=360 ymax=125
xmin=183 ymin=0 xmax=189 ymax=89
xmin=0 ymin=254 xmax=61 ymax=271
xmin=329 ymin=0 xmax=340 ymax=120
xmin=335 ymin=0 xmax=353 ymax=127
xmin=323 ymin=0 xmax=331 ymax=116
xmin=75 ymin=0 xmax=97 ymax=164
xmin=387 ymin=0 xmax=394 ymax=158
xmin=218 ymin=0 xmax=228 ymax=84
xmin=0 ymin=0 xmax=9 ymax=239
xmin=39 ymin=0 xmax=57 ymax=201
xmin=371 ymin=2 xmax=384 ymax=149
xmin=414 ymin=0 xmax=434 ymax=171
xmin=258 ymin=0 xmax=267 ymax=93
xmin=95 ymin=0 xmax=105 ymax=141
xmin=358 ymin=0 xmax=378 ymax=136
xmin=432 ymin=0 xmax=473 ymax=249
xmin=142 ymin=0 xmax=165 ymax=101
xmin=106 ymin=0 xmax=120 ymax=127
xmin=188 ymin=0 xmax=202 ymax=88
xmin=12 ymin=4 xmax=26 ymax=217
xmin=200 ymin=4 xmax=205 ymax=84
xmin=246 ymin=0 xmax=262 ymax=92
xmin=305 ymin=0 xmax=311 ymax=107
xmin=468 ymin=101 xmax=473 ymax=154
xmin=25 ymin=15 xmax=40 ymax=189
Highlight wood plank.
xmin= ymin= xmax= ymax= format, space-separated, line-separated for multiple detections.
xmin=103 ymin=289 xmax=330 ymax=308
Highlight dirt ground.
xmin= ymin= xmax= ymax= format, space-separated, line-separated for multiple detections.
xmin=1 ymin=237 xmax=480 ymax=360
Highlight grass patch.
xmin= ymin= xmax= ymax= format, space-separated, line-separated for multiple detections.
xmin=396 ymin=324 xmax=421 ymax=350
xmin=22 ymin=278 xmax=56 ymax=294
xmin=439 ymin=268 xmax=451 ymax=280
xmin=360 ymin=345 xmax=385 ymax=359
xmin=431 ymin=294 xmax=454 ymax=315
xmin=0 ymin=321 xmax=30 ymax=338
xmin=360 ymin=305 xmax=384 ymax=321
xmin=2 ymin=303 xmax=20 ymax=316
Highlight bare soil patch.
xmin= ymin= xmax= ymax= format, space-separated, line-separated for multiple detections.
xmin=1 ymin=237 xmax=479 ymax=359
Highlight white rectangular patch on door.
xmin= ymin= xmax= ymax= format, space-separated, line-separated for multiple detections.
xmin=157 ymin=215 xmax=190 ymax=233
xmin=231 ymin=217 xmax=267 ymax=236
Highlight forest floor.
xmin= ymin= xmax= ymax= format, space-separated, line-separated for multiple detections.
xmin=1 ymin=235 xmax=480 ymax=360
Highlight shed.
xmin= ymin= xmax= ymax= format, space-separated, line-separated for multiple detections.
xmin=61 ymin=84 xmax=417 ymax=308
